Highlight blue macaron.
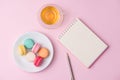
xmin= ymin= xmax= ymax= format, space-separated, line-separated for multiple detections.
xmin=24 ymin=38 xmax=35 ymax=49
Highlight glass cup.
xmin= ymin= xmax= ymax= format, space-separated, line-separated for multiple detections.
xmin=39 ymin=4 xmax=63 ymax=29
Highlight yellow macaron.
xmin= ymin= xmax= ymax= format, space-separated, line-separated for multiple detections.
xmin=18 ymin=45 xmax=27 ymax=56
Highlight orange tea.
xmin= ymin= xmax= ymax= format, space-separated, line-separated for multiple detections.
xmin=41 ymin=6 xmax=60 ymax=25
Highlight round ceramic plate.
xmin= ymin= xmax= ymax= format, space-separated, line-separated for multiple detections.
xmin=13 ymin=32 xmax=54 ymax=72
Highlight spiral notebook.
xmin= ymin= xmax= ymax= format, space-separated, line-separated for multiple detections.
xmin=58 ymin=18 xmax=108 ymax=68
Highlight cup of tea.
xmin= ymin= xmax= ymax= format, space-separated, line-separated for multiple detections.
xmin=39 ymin=4 xmax=63 ymax=28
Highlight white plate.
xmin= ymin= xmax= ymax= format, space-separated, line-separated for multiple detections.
xmin=13 ymin=32 xmax=54 ymax=72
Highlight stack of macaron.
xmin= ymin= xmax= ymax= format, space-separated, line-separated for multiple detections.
xmin=18 ymin=38 xmax=49 ymax=67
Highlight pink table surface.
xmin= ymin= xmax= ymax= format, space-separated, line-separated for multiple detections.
xmin=0 ymin=0 xmax=120 ymax=80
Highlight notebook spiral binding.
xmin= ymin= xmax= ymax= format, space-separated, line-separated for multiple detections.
xmin=58 ymin=18 xmax=78 ymax=39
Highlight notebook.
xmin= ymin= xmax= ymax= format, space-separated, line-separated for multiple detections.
xmin=58 ymin=18 xmax=108 ymax=68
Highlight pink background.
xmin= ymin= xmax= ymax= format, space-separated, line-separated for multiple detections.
xmin=0 ymin=0 xmax=120 ymax=80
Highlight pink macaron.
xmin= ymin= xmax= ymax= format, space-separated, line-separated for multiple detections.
xmin=32 ymin=43 xmax=41 ymax=53
xmin=34 ymin=56 xmax=43 ymax=67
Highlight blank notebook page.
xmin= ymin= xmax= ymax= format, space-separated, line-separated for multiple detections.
xmin=58 ymin=18 xmax=108 ymax=68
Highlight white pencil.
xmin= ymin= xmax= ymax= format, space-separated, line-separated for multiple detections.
xmin=67 ymin=53 xmax=75 ymax=80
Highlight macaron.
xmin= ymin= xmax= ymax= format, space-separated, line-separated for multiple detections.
xmin=32 ymin=43 xmax=41 ymax=53
xmin=38 ymin=48 xmax=49 ymax=58
xmin=25 ymin=52 xmax=36 ymax=62
xmin=24 ymin=38 xmax=35 ymax=49
xmin=34 ymin=56 xmax=43 ymax=67
xmin=18 ymin=45 xmax=27 ymax=56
